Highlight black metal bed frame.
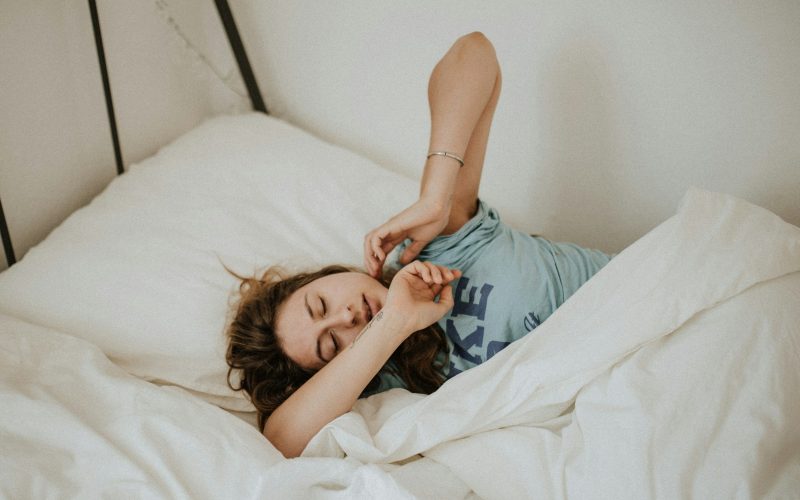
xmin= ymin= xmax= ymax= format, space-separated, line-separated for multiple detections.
xmin=0 ymin=0 xmax=267 ymax=268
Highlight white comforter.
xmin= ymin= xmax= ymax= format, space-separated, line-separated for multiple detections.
xmin=2 ymin=188 xmax=799 ymax=499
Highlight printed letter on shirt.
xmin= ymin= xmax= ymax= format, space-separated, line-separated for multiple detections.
xmin=452 ymin=277 xmax=494 ymax=320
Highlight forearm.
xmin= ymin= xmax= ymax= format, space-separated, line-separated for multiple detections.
xmin=362 ymin=34 xmax=500 ymax=273
xmin=263 ymin=310 xmax=411 ymax=458
xmin=420 ymin=33 xmax=500 ymax=206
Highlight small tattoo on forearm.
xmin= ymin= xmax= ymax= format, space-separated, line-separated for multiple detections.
xmin=350 ymin=310 xmax=384 ymax=347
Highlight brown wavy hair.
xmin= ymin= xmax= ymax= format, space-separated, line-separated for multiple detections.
xmin=224 ymin=264 xmax=449 ymax=431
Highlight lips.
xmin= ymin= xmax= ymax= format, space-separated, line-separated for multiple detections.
xmin=362 ymin=294 xmax=373 ymax=322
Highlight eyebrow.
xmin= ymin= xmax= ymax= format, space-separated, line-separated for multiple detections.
xmin=304 ymin=292 xmax=325 ymax=364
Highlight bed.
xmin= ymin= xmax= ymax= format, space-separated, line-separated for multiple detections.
xmin=1 ymin=110 xmax=799 ymax=499
xmin=2 ymin=6 xmax=799 ymax=499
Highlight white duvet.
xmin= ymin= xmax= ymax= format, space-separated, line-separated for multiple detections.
xmin=2 ymin=188 xmax=799 ymax=499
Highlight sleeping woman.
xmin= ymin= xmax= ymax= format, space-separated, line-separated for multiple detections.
xmin=225 ymin=32 xmax=613 ymax=458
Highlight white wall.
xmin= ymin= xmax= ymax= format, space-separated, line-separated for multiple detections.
xmin=100 ymin=0 xmax=248 ymax=166
xmin=234 ymin=0 xmax=800 ymax=253
xmin=0 ymin=0 xmax=246 ymax=271
xmin=2 ymin=0 xmax=798 ymax=272
xmin=0 ymin=1 xmax=114 ymax=272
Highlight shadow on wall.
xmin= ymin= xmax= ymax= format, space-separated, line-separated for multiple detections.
xmin=538 ymin=35 xmax=631 ymax=253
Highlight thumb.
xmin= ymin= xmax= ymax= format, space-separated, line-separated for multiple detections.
xmin=436 ymin=284 xmax=454 ymax=311
xmin=399 ymin=240 xmax=426 ymax=265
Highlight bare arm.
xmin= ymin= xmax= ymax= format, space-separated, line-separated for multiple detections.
xmin=263 ymin=308 xmax=410 ymax=458
xmin=423 ymin=31 xmax=502 ymax=234
xmin=364 ymin=32 xmax=502 ymax=275
xmin=263 ymin=262 xmax=459 ymax=458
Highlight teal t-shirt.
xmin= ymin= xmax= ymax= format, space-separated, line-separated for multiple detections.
xmin=367 ymin=199 xmax=613 ymax=393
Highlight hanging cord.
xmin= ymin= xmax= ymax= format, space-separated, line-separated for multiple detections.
xmin=153 ymin=0 xmax=249 ymax=110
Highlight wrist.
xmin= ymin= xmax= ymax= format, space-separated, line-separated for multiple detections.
xmin=416 ymin=194 xmax=452 ymax=223
xmin=377 ymin=306 xmax=418 ymax=340
xmin=419 ymin=155 xmax=459 ymax=208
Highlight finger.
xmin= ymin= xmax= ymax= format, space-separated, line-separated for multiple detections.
xmin=368 ymin=247 xmax=383 ymax=277
xmin=363 ymin=232 xmax=376 ymax=275
xmin=399 ymin=240 xmax=426 ymax=265
xmin=380 ymin=234 xmax=407 ymax=264
xmin=442 ymin=266 xmax=461 ymax=282
xmin=381 ymin=236 xmax=403 ymax=255
xmin=371 ymin=232 xmax=387 ymax=263
xmin=424 ymin=263 xmax=456 ymax=283
xmin=376 ymin=242 xmax=403 ymax=274
xmin=439 ymin=267 xmax=454 ymax=282
xmin=369 ymin=231 xmax=393 ymax=277
xmin=370 ymin=258 xmax=382 ymax=279
xmin=437 ymin=284 xmax=454 ymax=310
xmin=411 ymin=260 xmax=433 ymax=282
xmin=427 ymin=262 xmax=443 ymax=284
xmin=418 ymin=261 xmax=433 ymax=283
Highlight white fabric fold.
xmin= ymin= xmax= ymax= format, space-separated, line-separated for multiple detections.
xmin=3 ymin=187 xmax=797 ymax=499
xmin=304 ymin=187 xmax=800 ymax=499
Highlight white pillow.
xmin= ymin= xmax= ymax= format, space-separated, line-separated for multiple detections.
xmin=0 ymin=113 xmax=418 ymax=410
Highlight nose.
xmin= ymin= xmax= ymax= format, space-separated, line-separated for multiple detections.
xmin=330 ymin=304 xmax=359 ymax=329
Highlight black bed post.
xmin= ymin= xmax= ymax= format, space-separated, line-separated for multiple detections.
xmin=1 ymin=1 xmax=267 ymax=270
xmin=0 ymin=196 xmax=15 ymax=267
xmin=88 ymin=0 xmax=125 ymax=176
xmin=214 ymin=0 xmax=268 ymax=114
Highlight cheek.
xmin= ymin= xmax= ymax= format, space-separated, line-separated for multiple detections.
xmin=339 ymin=331 xmax=358 ymax=349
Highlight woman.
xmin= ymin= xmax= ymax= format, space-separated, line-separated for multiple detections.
xmin=226 ymin=32 xmax=613 ymax=458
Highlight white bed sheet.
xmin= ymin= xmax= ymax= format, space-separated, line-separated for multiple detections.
xmin=0 ymin=313 xmax=474 ymax=499
xmin=2 ymin=185 xmax=798 ymax=499
xmin=300 ymin=187 xmax=800 ymax=499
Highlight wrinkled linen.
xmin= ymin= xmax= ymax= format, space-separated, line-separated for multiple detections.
xmin=0 ymin=314 xmax=473 ymax=499
xmin=2 ymin=188 xmax=798 ymax=499
xmin=305 ymin=188 xmax=800 ymax=498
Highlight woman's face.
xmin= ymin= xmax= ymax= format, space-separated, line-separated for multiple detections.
xmin=275 ymin=272 xmax=388 ymax=371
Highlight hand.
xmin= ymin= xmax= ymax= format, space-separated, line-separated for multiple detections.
xmin=383 ymin=261 xmax=461 ymax=334
xmin=364 ymin=198 xmax=450 ymax=278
